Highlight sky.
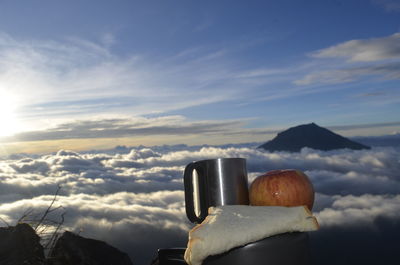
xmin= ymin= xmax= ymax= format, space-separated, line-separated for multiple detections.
xmin=0 ymin=2 xmax=399 ymax=265
xmin=0 ymin=0 xmax=399 ymax=154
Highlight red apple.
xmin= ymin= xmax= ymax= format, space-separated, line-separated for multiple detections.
xmin=249 ymin=169 xmax=315 ymax=210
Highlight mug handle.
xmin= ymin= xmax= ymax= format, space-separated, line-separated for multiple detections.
xmin=184 ymin=162 xmax=208 ymax=223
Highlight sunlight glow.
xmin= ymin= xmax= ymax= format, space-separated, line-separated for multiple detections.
xmin=0 ymin=91 xmax=21 ymax=137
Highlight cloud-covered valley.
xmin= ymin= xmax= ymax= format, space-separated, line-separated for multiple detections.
xmin=0 ymin=145 xmax=399 ymax=264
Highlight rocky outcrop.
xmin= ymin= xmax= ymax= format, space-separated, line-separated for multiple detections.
xmin=258 ymin=123 xmax=370 ymax=152
xmin=0 ymin=224 xmax=133 ymax=265
xmin=0 ymin=223 xmax=45 ymax=265
xmin=48 ymin=231 xmax=133 ymax=265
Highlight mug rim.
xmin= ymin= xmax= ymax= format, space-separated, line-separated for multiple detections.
xmin=193 ymin=157 xmax=246 ymax=163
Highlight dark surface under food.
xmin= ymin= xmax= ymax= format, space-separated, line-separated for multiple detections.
xmin=154 ymin=232 xmax=310 ymax=265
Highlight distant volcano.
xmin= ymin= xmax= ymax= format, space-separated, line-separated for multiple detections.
xmin=258 ymin=123 xmax=370 ymax=152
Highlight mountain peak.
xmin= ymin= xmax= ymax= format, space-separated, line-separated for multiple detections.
xmin=259 ymin=123 xmax=370 ymax=152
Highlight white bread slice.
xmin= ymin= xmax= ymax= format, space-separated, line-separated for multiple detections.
xmin=184 ymin=205 xmax=319 ymax=265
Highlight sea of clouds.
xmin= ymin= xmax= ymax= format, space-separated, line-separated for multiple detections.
xmin=0 ymin=144 xmax=399 ymax=264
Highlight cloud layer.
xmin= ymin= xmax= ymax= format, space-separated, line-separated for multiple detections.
xmin=0 ymin=144 xmax=399 ymax=264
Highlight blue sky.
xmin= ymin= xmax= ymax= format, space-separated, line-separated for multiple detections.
xmin=0 ymin=0 xmax=399 ymax=153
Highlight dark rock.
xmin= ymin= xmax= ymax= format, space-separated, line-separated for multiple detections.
xmin=48 ymin=231 xmax=133 ymax=265
xmin=258 ymin=123 xmax=370 ymax=152
xmin=0 ymin=223 xmax=45 ymax=265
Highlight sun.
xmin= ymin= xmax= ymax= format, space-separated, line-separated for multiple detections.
xmin=0 ymin=91 xmax=21 ymax=137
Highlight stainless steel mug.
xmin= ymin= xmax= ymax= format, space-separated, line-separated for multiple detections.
xmin=184 ymin=158 xmax=249 ymax=223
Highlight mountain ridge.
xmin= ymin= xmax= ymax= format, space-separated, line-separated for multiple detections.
xmin=258 ymin=123 xmax=370 ymax=152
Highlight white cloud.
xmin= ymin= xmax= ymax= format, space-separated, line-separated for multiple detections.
xmin=372 ymin=0 xmax=400 ymax=12
xmin=5 ymin=31 xmax=390 ymax=137
xmin=294 ymin=33 xmax=400 ymax=85
xmin=294 ymin=62 xmax=400 ymax=85
xmin=2 ymin=115 xmax=249 ymax=142
xmin=316 ymin=194 xmax=400 ymax=227
xmin=100 ymin=32 xmax=116 ymax=48
xmin=0 ymin=33 xmax=293 ymax=128
xmin=293 ymin=68 xmax=360 ymax=85
xmin=311 ymin=33 xmax=400 ymax=62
